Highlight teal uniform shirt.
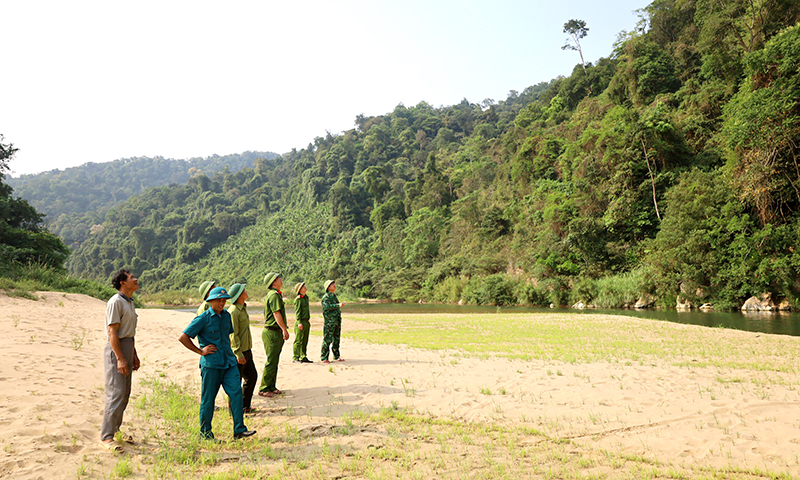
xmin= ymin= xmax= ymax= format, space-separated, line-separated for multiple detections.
xmin=183 ymin=308 xmax=238 ymax=369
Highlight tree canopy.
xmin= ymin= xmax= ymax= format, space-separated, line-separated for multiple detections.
xmin=0 ymin=135 xmax=69 ymax=269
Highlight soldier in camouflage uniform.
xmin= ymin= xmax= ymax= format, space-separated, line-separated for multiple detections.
xmin=320 ymin=280 xmax=344 ymax=364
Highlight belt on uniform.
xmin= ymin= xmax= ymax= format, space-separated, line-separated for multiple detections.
xmin=266 ymin=325 xmax=281 ymax=332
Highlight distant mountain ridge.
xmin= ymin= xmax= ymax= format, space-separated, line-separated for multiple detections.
xmin=8 ymin=151 xmax=278 ymax=249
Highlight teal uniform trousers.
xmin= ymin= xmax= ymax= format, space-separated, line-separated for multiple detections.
xmin=200 ymin=365 xmax=247 ymax=437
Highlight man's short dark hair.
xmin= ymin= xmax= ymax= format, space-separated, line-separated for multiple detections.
xmin=112 ymin=269 xmax=132 ymax=290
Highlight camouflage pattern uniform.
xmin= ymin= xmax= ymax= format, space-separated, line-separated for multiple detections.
xmin=320 ymin=291 xmax=341 ymax=361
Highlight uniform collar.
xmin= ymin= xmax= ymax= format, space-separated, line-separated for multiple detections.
xmin=118 ymin=292 xmax=134 ymax=302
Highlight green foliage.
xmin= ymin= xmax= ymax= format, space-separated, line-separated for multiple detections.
xmin=8 ymin=152 xmax=275 ymax=249
xmin=461 ymin=274 xmax=516 ymax=306
xmin=609 ymin=38 xmax=681 ymax=105
xmin=13 ymin=1 xmax=800 ymax=310
xmin=592 ymin=269 xmax=649 ymax=309
xmin=515 ymin=282 xmax=550 ymax=306
xmin=0 ymin=135 xmax=69 ymax=270
xmin=721 ymin=24 xmax=800 ymax=225
xmin=644 ymin=169 xmax=800 ymax=307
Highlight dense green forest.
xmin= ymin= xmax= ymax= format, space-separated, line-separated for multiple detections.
xmin=8 ymin=152 xmax=276 ymax=250
xmin=14 ymin=0 xmax=800 ymax=309
xmin=0 ymin=136 xmax=119 ymax=301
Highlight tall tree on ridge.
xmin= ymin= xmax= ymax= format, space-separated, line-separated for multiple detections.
xmin=562 ymin=19 xmax=589 ymax=75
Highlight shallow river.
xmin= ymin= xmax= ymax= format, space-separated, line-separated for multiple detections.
xmin=155 ymin=303 xmax=800 ymax=337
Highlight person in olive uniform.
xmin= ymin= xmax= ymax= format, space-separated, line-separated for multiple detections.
xmin=179 ymin=287 xmax=256 ymax=441
xmin=227 ymin=283 xmax=257 ymax=413
xmin=320 ymin=280 xmax=344 ymax=364
xmin=196 ymin=280 xmax=216 ymax=315
xmin=258 ymin=272 xmax=289 ymax=397
xmin=292 ymin=282 xmax=312 ymax=363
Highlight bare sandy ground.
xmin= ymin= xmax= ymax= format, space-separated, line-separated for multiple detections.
xmin=3 ymin=292 xmax=800 ymax=479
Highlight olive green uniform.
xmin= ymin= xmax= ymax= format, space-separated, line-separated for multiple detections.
xmin=320 ymin=291 xmax=342 ymax=361
xmin=196 ymin=301 xmax=211 ymax=316
xmin=259 ymin=288 xmax=286 ymax=394
xmin=229 ymin=302 xmax=257 ymax=410
xmin=292 ymin=294 xmax=311 ymax=361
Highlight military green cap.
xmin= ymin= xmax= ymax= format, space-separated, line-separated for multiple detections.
xmin=293 ymin=282 xmax=305 ymax=295
xmin=206 ymin=286 xmax=231 ymax=301
xmin=228 ymin=283 xmax=246 ymax=304
xmin=324 ymin=279 xmax=335 ymax=292
xmin=263 ymin=272 xmax=281 ymax=288
xmin=199 ymin=280 xmax=216 ymax=300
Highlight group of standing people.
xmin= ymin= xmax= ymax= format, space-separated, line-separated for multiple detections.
xmin=99 ymin=268 xmax=346 ymax=450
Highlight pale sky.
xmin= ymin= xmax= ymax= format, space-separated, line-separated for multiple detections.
xmin=2 ymin=0 xmax=650 ymax=177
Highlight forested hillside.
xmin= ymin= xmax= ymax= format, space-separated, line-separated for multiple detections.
xmin=9 ymin=152 xmax=276 ymax=249
xmin=63 ymin=0 xmax=800 ymax=308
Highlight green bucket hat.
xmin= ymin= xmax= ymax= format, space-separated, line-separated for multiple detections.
xmin=228 ymin=283 xmax=246 ymax=304
xmin=324 ymin=279 xmax=335 ymax=292
xmin=199 ymin=280 xmax=216 ymax=300
xmin=263 ymin=272 xmax=281 ymax=288
xmin=293 ymin=282 xmax=305 ymax=295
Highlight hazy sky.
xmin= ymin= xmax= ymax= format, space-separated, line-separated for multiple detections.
xmin=2 ymin=0 xmax=649 ymax=177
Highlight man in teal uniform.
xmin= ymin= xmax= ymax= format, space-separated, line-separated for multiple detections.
xmin=320 ymin=279 xmax=345 ymax=364
xmin=258 ymin=272 xmax=289 ymax=397
xmin=228 ymin=283 xmax=257 ymax=413
xmin=292 ymin=282 xmax=312 ymax=363
xmin=179 ymin=287 xmax=256 ymax=440
xmin=196 ymin=280 xmax=216 ymax=315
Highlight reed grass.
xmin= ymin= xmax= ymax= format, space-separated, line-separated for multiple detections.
xmin=0 ymin=262 xmax=118 ymax=302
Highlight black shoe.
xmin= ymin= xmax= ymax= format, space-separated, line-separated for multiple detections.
xmin=233 ymin=430 xmax=256 ymax=439
xmin=300 ymin=358 xmax=313 ymax=363
xmin=201 ymin=432 xmax=217 ymax=441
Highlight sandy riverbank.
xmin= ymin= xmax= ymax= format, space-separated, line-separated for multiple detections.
xmin=2 ymin=292 xmax=800 ymax=478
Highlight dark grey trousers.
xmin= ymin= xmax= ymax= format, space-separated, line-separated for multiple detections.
xmin=100 ymin=337 xmax=134 ymax=441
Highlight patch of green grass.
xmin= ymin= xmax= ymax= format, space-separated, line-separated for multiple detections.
xmin=0 ymin=262 xmax=121 ymax=303
xmin=111 ymin=458 xmax=133 ymax=478
xmin=344 ymin=312 xmax=800 ymax=375
xmin=125 ymin=315 xmax=800 ymax=479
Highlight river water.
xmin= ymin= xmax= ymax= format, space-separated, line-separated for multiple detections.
xmin=156 ymin=303 xmax=800 ymax=337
